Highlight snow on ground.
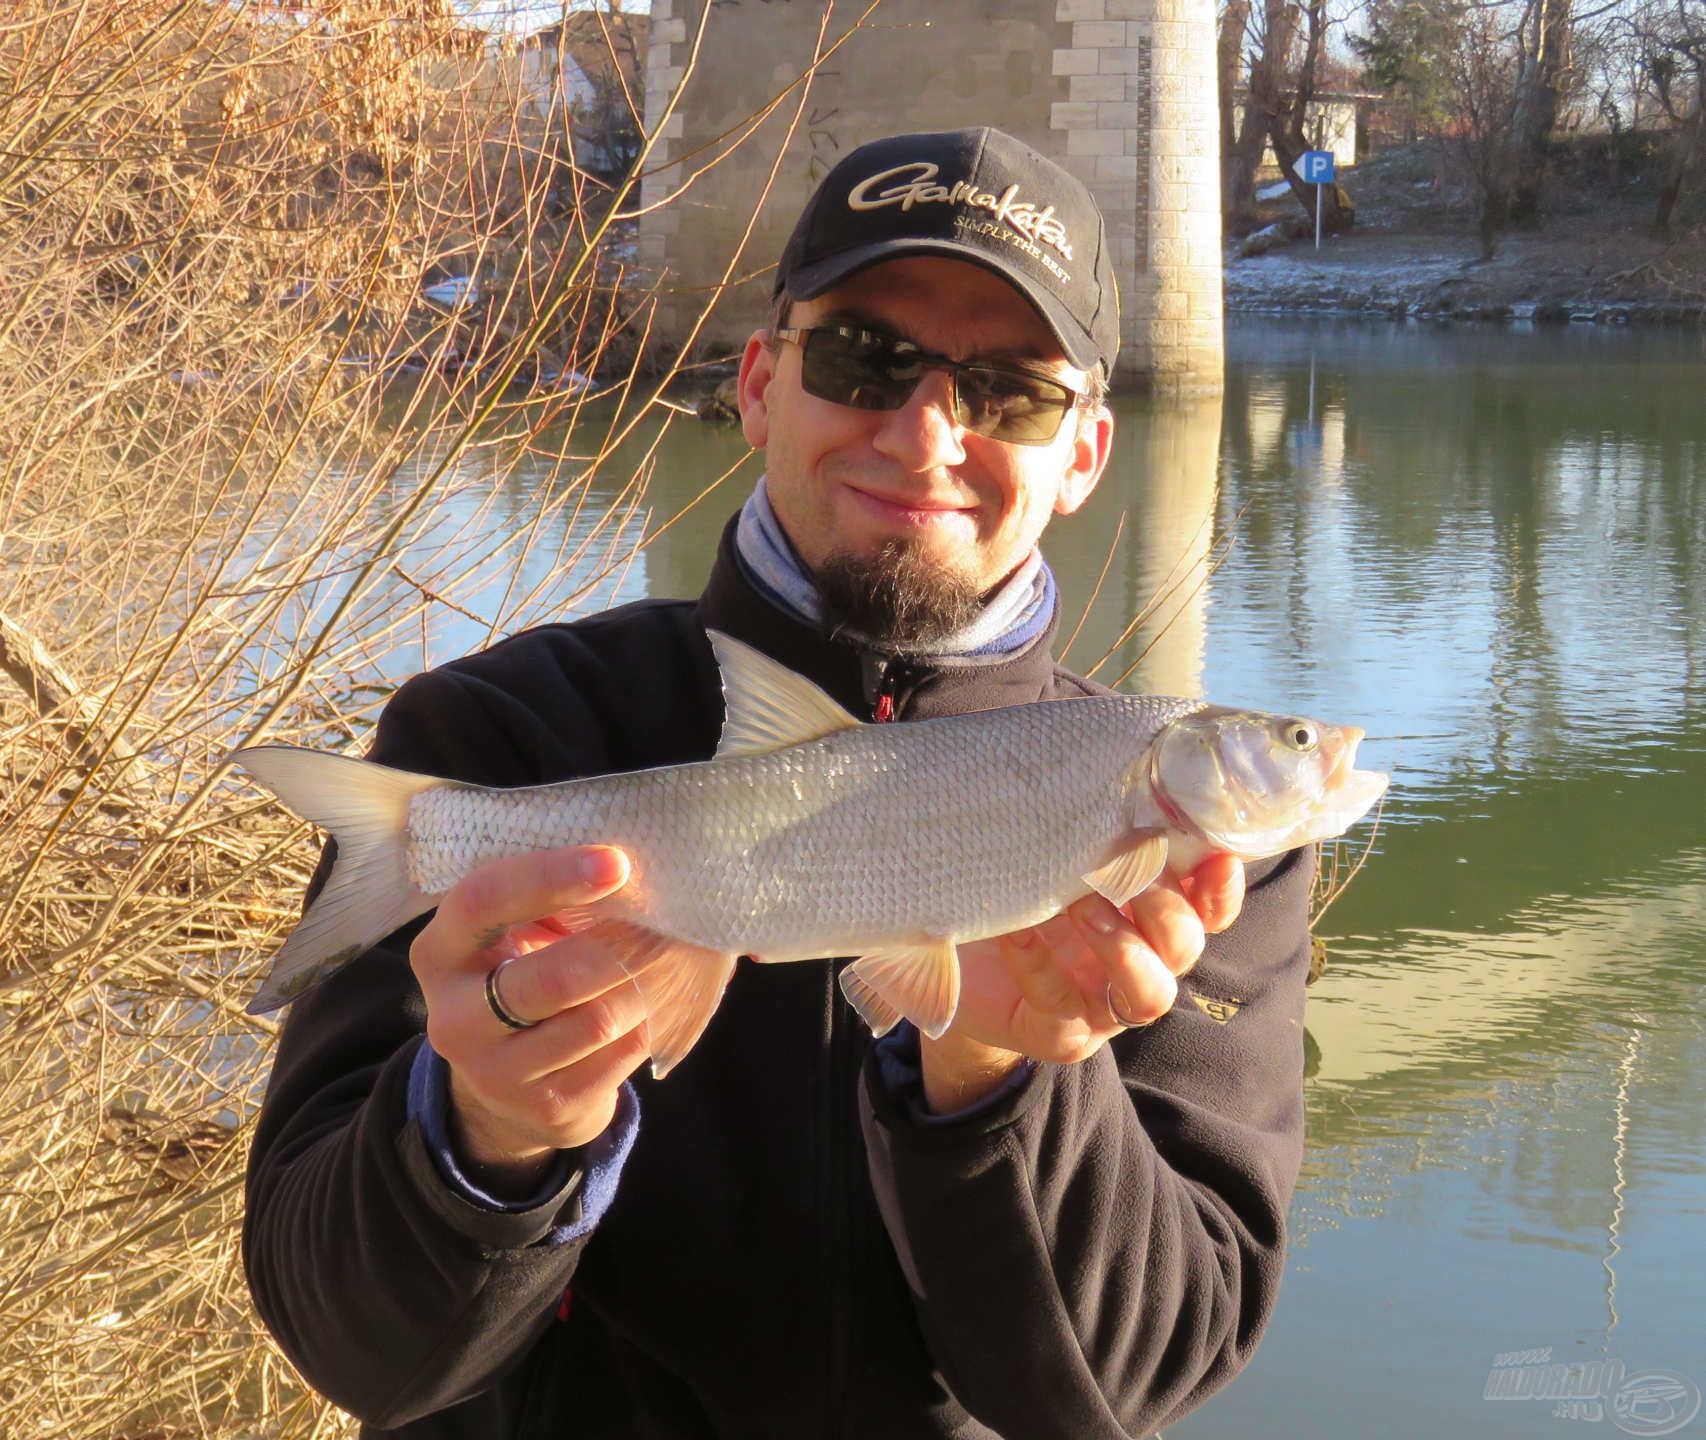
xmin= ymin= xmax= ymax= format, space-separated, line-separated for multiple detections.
xmin=1224 ymin=145 xmax=1706 ymax=325
xmin=1226 ymin=227 xmax=1706 ymax=323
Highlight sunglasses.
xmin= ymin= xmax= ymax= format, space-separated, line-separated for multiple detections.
xmin=770 ymin=323 xmax=1087 ymax=446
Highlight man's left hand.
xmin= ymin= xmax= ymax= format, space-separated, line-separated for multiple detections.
xmin=918 ymin=854 xmax=1245 ymax=1113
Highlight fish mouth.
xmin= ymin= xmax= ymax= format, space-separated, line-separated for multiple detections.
xmin=1334 ymin=766 xmax=1390 ymax=818
xmin=1324 ymin=725 xmax=1389 ymax=818
xmin=1322 ymin=724 xmax=1363 ymax=785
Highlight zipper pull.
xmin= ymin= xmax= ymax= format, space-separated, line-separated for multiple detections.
xmin=858 ymin=650 xmax=891 ymax=720
xmin=859 ymin=651 xmax=911 ymax=722
xmin=874 ymin=658 xmax=911 ymax=723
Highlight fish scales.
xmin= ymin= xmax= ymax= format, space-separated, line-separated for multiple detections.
xmin=407 ymin=693 xmax=1205 ymax=961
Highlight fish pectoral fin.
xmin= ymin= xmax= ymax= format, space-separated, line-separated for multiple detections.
xmin=592 ymin=922 xmax=739 ymax=1080
xmin=842 ymin=937 xmax=961 ymax=1041
xmin=1082 ymin=830 xmax=1170 ymax=908
xmin=707 ymin=629 xmax=862 ymax=758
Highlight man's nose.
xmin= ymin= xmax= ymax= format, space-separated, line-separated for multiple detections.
xmin=872 ymin=368 xmax=968 ymax=469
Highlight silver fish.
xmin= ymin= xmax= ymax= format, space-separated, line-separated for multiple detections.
xmin=236 ymin=631 xmax=1387 ymax=1075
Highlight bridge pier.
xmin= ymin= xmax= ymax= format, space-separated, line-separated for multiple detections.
xmin=638 ymin=0 xmax=1224 ymax=394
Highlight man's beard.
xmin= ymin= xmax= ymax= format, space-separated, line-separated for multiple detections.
xmin=814 ymin=539 xmax=984 ymax=651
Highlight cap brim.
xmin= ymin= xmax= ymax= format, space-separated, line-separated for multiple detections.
xmin=782 ymin=240 xmax=1105 ymax=374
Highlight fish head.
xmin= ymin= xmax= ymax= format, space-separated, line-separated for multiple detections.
xmin=1149 ymin=705 xmax=1388 ymax=858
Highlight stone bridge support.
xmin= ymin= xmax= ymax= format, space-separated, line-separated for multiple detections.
xmin=639 ymin=0 xmax=1222 ymax=392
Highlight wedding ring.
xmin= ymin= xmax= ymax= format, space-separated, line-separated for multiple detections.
xmin=485 ymin=957 xmax=536 ymax=1031
xmin=1106 ymin=980 xmax=1155 ymax=1030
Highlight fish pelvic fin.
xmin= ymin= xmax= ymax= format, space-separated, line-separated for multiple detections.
xmin=841 ymin=937 xmax=961 ymax=1041
xmin=707 ymin=629 xmax=861 ymax=758
xmin=1082 ymin=830 xmax=1170 ymax=908
xmin=234 ymin=746 xmax=440 ymax=1014
xmin=591 ymin=921 xmax=739 ymax=1080
xmin=838 ymin=966 xmax=905 ymax=1038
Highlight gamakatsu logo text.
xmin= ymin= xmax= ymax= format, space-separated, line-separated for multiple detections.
xmin=846 ymin=162 xmax=1074 ymax=264
xmin=1484 ymin=1350 xmax=1701 ymax=1435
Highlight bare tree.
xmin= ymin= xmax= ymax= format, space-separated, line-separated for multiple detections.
xmin=1440 ymin=0 xmax=1534 ymax=254
xmin=1357 ymin=0 xmax=1588 ymax=253
xmin=1267 ymin=0 xmax=1358 ymax=229
xmin=1629 ymin=0 xmax=1706 ymax=232
xmin=1221 ymin=0 xmax=1355 ymax=233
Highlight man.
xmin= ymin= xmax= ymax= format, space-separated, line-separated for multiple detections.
xmin=245 ymin=127 xmax=1315 ymax=1439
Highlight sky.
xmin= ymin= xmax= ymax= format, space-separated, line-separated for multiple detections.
xmin=456 ymin=0 xmax=652 ymax=31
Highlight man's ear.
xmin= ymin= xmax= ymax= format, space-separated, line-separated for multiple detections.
xmin=1054 ymin=402 xmax=1114 ymax=516
xmin=737 ymin=332 xmax=777 ymax=449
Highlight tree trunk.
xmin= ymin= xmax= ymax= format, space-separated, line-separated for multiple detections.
xmin=1226 ymin=99 xmax=1266 ymax=230
xmin=1226 ymin=0 xmax=1294 ymax=232
xmin=1266 ymin=0 xmax=1354 ymax=233
xmin=1507 ymin=0 xmax=1572 ymax=221
xmin=1218 ymin=0 xmax=1253 ymax=215
xmin=1654 ymin=73 xmax=1705 ymax=237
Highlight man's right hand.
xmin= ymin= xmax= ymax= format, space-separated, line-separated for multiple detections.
xmin=409 ymin=845 xmax=648 ymax=1198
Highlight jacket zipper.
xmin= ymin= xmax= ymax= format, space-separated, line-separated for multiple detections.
xmin=824 ymin=964 xmax=851 ymax=1437
xmin=823 ymin=654 xmax=909 ymax=1434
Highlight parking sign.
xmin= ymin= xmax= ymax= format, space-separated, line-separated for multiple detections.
xmin=1299 ymin=150 xmax=1335 ymax=184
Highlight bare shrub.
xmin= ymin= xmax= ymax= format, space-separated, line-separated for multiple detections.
xmin=0 ymin=1 xmax=796 ymax=1433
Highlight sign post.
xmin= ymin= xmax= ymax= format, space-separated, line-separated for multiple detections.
xmin=1299 ymin=150 xmax=1335 ymax=249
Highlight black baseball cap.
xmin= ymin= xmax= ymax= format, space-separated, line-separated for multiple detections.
xmin=773 ymin=126 xmax=1120 ymax=373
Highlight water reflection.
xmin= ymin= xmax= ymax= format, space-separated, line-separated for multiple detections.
xmin=1164 ymin=321 xmax=1706 ymax=1439
xmin=1058 ymin=394 xmax=1221 ymax=697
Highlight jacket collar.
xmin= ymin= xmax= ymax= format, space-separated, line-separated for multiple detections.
xmin=695 ymin=514 xmax=1066 ymax=722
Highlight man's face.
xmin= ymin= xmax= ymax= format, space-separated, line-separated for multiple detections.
xmin=737 ymin=256 xmax=1113 ymax=610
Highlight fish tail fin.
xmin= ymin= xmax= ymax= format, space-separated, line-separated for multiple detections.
xmin=235 ymin=745 xmax=441 ymax=1014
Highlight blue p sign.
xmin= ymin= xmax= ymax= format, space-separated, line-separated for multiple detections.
xmin=1299 ymin=150 xmax=1336 ymax=184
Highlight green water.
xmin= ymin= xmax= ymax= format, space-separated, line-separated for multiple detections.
xmin=351 ymin=319 xmax=1706 ymax=1435
xmin=1165 ymin=322 xmax=1706 ymax=1438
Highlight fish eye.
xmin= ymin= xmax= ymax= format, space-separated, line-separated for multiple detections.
xmin=1281 ymin=720 xmax=1318 ymax=751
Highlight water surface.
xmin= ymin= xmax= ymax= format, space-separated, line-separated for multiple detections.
xmin=337 ymin=320 xmax=1706 ymax=1435
xmin=1168 ymin=320 xmax=1706 ymax=1438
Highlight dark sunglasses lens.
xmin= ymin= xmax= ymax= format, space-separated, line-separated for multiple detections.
xmin=801 ymin=329 xmax=914 ymax=412
xmin=798 ymin=328 xmax=1076 ymax=444
xmin=955 ymin=366 xmax=1073 ymax=445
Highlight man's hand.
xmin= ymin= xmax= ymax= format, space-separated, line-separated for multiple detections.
xmin=410 ymin=845 xmax=648 ymax=1198
xmin=919 ymin=854 xmax=1246 ymax=1114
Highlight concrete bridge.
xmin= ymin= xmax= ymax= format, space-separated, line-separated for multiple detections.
xmin=637 ymin=0 xmax=1223 ymax=392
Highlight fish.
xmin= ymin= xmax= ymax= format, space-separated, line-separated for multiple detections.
xmin=235 ymin=631 xmax=1387 ymax=1076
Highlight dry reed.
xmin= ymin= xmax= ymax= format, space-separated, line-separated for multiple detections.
xmin=0 ymin=1 xmax=814 ymax=1433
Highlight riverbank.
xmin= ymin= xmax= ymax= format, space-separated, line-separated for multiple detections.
xmin=1224 ymin=141 xmax=1706 ymax=324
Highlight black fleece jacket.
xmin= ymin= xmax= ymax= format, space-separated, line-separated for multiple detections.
xmin=243 ymin=522 xmax=1316 ymax=1439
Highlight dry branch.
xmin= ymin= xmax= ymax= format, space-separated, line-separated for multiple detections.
xmin=0 ymin=609 xmax=138 ymax=775
xmin=0 ymin=1 xmax=855 ymax=1433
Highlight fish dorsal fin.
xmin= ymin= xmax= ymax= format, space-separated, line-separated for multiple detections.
xmin=708 ymin=629 xmax=862 ymax=758
xmin=1082 ymin=830 xmax=1170 ymax=908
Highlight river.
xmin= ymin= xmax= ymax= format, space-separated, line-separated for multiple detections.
xmin=343 ymin=319 xmax=1706 ymax=1436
